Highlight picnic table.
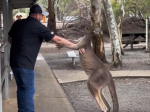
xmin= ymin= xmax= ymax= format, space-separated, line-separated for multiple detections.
xmin=67 ymin=51 xmax=79 ymax=66
xmin=122 ymin=32 xmax=145 ymax=49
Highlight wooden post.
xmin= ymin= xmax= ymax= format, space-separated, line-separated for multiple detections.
xmin=145 ymin=18 xmax=149 ymax=51
xmin=130 ymin=34 xmax=134 ymax=50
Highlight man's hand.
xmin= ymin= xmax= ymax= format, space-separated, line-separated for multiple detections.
xmin=79 ymin=48 xmax=85 ymax=54
xmin=55 ymin=43 xmax=63 ymax=50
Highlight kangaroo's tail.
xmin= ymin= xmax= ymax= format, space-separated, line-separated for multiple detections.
xmin=108 ymin=78 xmax=119 ymax=112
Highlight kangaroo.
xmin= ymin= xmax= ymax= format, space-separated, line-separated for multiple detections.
xmin=59 ymin=27 xmax=119 ymax=112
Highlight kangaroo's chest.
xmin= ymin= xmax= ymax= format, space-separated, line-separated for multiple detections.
xmin=79 ymin=49 xmax=103 ymax=73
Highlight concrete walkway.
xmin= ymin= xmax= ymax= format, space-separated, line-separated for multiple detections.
xmin=3 ymin=54 xmax=75 ymax=112
xmin=53 ymin=70 xmax=150 ymax=84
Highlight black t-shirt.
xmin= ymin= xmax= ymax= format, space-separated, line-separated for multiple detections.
xmin=8 ymin=16 xmax=55 ymax=70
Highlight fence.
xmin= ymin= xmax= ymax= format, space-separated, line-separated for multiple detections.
xmin=0 ymin=41 xmax=10 ymax=112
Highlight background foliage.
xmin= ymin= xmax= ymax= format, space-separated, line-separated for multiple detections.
xmin=12 ymin=0 xmax=150 ymax=20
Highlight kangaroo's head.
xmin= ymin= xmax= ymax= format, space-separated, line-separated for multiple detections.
xmin=84 ymin=27 xmax=94 ymax=36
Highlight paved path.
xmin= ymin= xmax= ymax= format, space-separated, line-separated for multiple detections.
xmin=3 ymin=54 xmax=75 ymax=112
xmin=53 ymin=70 xmax=150 ymax=83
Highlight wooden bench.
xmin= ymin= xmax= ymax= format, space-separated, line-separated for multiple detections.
xmin=122 ymin=39 xmax=140 ymax=49
xmin=67 ymin=51 xmax=79 ymax=66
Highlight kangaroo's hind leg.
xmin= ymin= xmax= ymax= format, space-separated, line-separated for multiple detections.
xmin=87 ymin=81 xmax=110 ymax=112
xmin=101 ymin=91 xmax=111 ymax=111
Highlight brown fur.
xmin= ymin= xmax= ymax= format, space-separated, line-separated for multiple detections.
xmin=72 ymin=28 xmax=119 ymax=112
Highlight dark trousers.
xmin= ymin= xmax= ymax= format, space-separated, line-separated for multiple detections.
xmin=11 ymin=67 xmax=35 ymax=112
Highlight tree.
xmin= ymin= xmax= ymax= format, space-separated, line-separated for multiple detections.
xmin=124 ymin=0 xmax=150 ymax=19
xmin=102 ymin=0 xmax=122 ymax=67
xmin=47 ymin=0 xmax=57 ymax=34
xmin=75 ymin=0 xmax=89 ymax=21
xmin=117 ymin=0 xmax=125 ymax=55
xmin=90 ymin=0 xmax=107 ymax=63
xmin=56 ymin=0 xmax=76 ymax=21
xmin=37 ymin=0 xmax=48 ymax=8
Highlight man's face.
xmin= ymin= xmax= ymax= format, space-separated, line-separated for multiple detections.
xmin=36 ymin=13 xmax=43 ymax=21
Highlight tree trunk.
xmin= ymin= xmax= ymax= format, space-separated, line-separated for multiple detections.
xmin=90 ymin=0 xmax=107 ymax=63
xmin=76 ymin=0 xmax=83 ymax=22
xmin=47 ymin=0 xmax=57 ymax=34
xmin=102 ymin=0 xmax=122 ymax=67
xmin=56 ymin=7 xmax=61 ymax=21
xmin=118 ymin=0 xmax=125 ymax=55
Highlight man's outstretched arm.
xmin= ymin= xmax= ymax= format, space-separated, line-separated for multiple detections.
xmin=51 ymin=35 xmax=85 ymax=54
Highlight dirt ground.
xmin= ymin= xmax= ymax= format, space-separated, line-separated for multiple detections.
xmin=40 ymin=41 xmax=150 ymax=112
xmin=61 ymin=78 xmax=150 ymax=112
xmin=39 ymin=17 xmax=150 ymax=112
xmin=40 ymin=42 xmax=150 ymax=71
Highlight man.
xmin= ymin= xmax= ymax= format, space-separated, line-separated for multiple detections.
xmin=8 ymin=4 xmax=84 ymax=112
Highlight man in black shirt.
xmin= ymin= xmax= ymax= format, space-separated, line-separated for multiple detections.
xmin=8 ymin=4 xmax=84 ymax=112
